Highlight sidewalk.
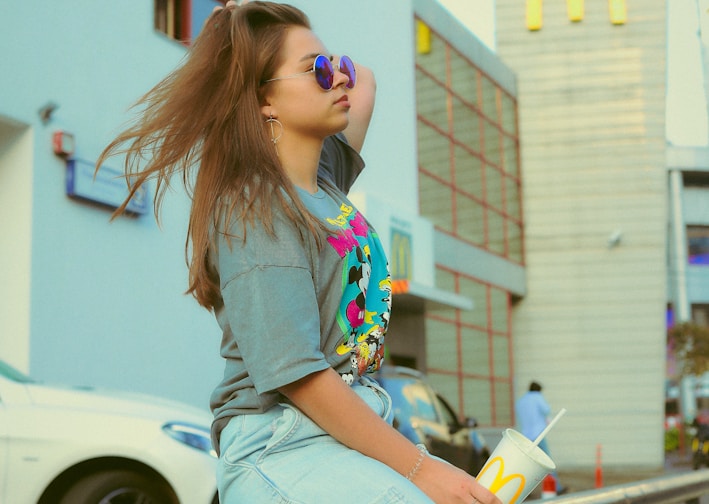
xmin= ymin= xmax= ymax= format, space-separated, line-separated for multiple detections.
xmin=527 ymin=450 xmax=695 ymax=499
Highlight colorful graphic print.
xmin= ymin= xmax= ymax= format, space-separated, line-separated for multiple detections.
xmin=325 ymin=202 xmax=391 ymax=384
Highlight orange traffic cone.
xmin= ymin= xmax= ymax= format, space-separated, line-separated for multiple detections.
xmin=541 ymin=474 xmax=557 ymax=499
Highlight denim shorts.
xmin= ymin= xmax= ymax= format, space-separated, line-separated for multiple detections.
xmin=216 ymin=376 xmax=434 ymax=504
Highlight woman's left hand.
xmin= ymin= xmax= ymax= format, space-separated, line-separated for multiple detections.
xmin=212 ymin=0 xmax=241 ymax=13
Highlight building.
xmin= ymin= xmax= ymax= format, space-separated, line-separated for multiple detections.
xmin=495 ymin=0 xmax=709 ymax=468
xmin=1 ymin=0 xmax=517 ymax=443
xmin=3 ymin=0 xmax=698 ymax=471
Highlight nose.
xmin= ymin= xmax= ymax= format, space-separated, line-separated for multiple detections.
xmin=332 ymin=67 xmax=350 ymax=89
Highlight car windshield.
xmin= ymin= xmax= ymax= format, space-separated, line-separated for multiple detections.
xmin=0 ymin=360 xmax=35 ymax=383
xmin=385 ymin=377 xmax=438 ymax=422
xmin=435 ymin=394 xmax=460 ymax=428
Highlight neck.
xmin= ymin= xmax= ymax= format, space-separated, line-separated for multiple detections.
xmin=276 ymin=135 xmax=323 ymax=194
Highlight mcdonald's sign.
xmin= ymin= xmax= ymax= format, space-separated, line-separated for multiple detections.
xmin=476 ymin=457 xmax=526 ymax=504
xmin=390 ymin=229 xmax=413 ymax=281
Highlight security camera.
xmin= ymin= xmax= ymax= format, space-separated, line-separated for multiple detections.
xmin=607 ymin=230 xmax=622 ymax=248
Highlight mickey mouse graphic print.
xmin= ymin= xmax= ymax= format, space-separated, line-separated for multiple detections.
xmin=323 ymin=197 xmax=392 ymax=385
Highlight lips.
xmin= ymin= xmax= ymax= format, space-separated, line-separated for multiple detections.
xmin=335 ymin=94 xmax=350 ymax=106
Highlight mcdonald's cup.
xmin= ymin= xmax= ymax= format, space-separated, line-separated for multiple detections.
xmin=476 ymin=429 xmax=556 ymax=504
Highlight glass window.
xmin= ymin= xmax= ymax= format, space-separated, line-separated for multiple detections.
xmin=415 ymin=18 xmax=523 ymax=264
xmin=155 ymin=0 xmax=189 ymax=41
xmin=426 ymin=317 xmax=458 ymax=370
xmin=480 ymin=75 xmax=498 ymax=121
xmin=455 ymin=192 xmax=485 ymax=246
xmin=452 ymin=99 xmax=482 ymax=154
xmin=688 ymin=226 xmax=709 ymax=265
xmin=458 ymin=277 xmax=488 ymax=328
xmin=488 ymin=209 xmax=505 ymax=255
xmin=427 ymin=269 xmax=514 ymax=427
xmin=464 ymin=376 xmax=493 ymax=425
xmin=416 ymin=70 xmax=449 ymax=133
xmin=454 ymin=146 xmax=483 ymax=196
xmin=493 ymin=334 xmax=511 ymax=378
xmin=505 ymin=175 xmax=521 ymax=221
xmin=487 ymin=165 xmax=504 ymax=212
xmin=500 ymin=92 xmax=517 ymax=136
xmin=461 ymin=327 xmax=490 ymax=375
xmin=508 ymin=221 xmax=524 ymax=264
xmin=419 ymin=173 xmax=454 ymax=233
xmin=490 ymin=287 xmax=509 ymax=333
xmin=418 ymin=120 xmax=451 ymax=182
xmin=502 ymin=136 xmax=519 ymax=178
xmin=416 ymin=18 xmax=518 ymax=428
xmin=450 ymin=49 xmax=479 ymax=105
xmin=483 ymin=121 xmax=502 ymax=168
xmin=436 ymin=393 xmax=461 ymax=429
xmin=403 ymin=382 xmax=438 ymax=422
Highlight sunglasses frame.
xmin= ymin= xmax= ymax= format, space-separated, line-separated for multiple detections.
xmin=263 ymin=54 xmax=356 ymax=91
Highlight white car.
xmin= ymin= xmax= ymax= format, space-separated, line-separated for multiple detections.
xmin=0 ymin=359 xmax=218 ymax=504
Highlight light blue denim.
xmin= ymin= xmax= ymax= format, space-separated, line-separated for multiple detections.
xmin=217 ymin=376 xmax=434 ymax=503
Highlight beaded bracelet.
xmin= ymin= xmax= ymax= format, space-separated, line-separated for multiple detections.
xmin=406 ymin=443 xmax=429 ymax=481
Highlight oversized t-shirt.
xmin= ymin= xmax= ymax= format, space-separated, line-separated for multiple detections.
xmin=209 ymin=135 xmax=391 ymax=449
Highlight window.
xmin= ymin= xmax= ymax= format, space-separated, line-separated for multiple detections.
xmin=688 ymin=226 xmax=709 ymax=265
xmin=425 ymin=267 xmax=514 ymax=427
xmin=415 ymin=20 xmax=523 ymax=264
xmin=415 ymin=19 xmax=517 ymax=428
xmin=155 ymin=0 xmax=191 ymax=42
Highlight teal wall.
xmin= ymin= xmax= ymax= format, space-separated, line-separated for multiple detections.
xmin=0 ymin=0 xmax=425 ymax=410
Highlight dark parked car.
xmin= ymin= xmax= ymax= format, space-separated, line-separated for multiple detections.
xmin=376 ymin=365 xmax=490 ymax=475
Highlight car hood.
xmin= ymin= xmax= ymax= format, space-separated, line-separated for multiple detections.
xmin=24 ymin=382 xmax=212 ymax=426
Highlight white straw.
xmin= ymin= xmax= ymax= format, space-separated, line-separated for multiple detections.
xmin=532 ymin=408 xmax=567 ymax=448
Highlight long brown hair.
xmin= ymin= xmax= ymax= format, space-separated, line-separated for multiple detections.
xmin=97 ymin=2 xmax=320 ymax=311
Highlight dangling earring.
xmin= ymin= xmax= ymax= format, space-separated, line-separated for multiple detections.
xmin=265 ymin=114 xmax=283 ymax=145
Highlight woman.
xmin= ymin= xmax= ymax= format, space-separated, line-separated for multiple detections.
xmin=98 ymin=2 xmax=500 ymax=503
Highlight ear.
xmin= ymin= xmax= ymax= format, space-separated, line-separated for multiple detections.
xmin=260 ymin=103 xmax=275 ymax=120
xmin=258 ymin=91 xmax=276 ymax=119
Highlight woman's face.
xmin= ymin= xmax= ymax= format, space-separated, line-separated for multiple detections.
xmin=261 ymin=26 xmax=352 ymax=143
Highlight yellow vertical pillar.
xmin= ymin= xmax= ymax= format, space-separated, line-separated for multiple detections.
xmin=609 ymin=0 xmax=627 ymax=25
xmin=526 ymin=0 xmax=542 ymax=31
xmin=567 ymin=0 xmax=584 ymax=22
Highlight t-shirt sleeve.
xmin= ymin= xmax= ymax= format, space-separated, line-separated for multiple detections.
xmin=216 ymin=216 xmax=330 ymax=395
xmin=317 ymin=133 xmax=365 ymax=194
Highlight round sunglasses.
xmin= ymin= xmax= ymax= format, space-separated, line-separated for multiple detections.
xmin=263 ymin=54 xmax=356 ymax=91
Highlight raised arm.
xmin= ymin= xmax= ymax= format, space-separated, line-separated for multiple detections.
xmin=341 ymin=62 xmax=376 ymax=153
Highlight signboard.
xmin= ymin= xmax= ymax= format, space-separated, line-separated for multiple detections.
xmin=66 ymin=158 xmax=149 ymax=215
xmin=390 ymin=225 xmax=413 ymax=281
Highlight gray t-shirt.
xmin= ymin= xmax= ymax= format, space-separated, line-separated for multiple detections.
xmin=209 ymin=135 xmax=391 ymax=449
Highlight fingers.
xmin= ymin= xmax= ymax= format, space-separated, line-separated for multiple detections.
xmin=212 ymin=0 xmax=240 ymax=13
xmin=471 ymin=483 xmax=503 ymax=504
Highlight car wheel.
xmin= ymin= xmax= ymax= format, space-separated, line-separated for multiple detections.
xmin=59 ymin=470 xmax=176 ymax=504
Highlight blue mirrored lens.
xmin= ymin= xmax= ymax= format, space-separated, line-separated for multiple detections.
xmin=314 ymin=55 xmax=334 ymax=90
xmin=340 ymin=55 xmax=356 ymax=89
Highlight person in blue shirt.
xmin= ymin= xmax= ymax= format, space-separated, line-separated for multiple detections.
xmin=516 ymin=381 xmax=566 ymax=494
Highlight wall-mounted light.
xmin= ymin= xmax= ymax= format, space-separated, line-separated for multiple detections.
xmin=416 ymin=20 xmax=431 ymax=54
xmin=52 ymin=130 xmax=75 ymax=158
xmin=607 ymin=229 xmax=623 ymax=248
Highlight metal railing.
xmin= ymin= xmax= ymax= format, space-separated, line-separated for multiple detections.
xmin=528 ymin=469 xmax=709 ymax=504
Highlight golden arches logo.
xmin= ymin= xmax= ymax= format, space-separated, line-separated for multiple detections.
xmin=477 ymin=457 xmax=526 ymax=504
xmin=390 ymin=230 xmax=412 ymax=281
